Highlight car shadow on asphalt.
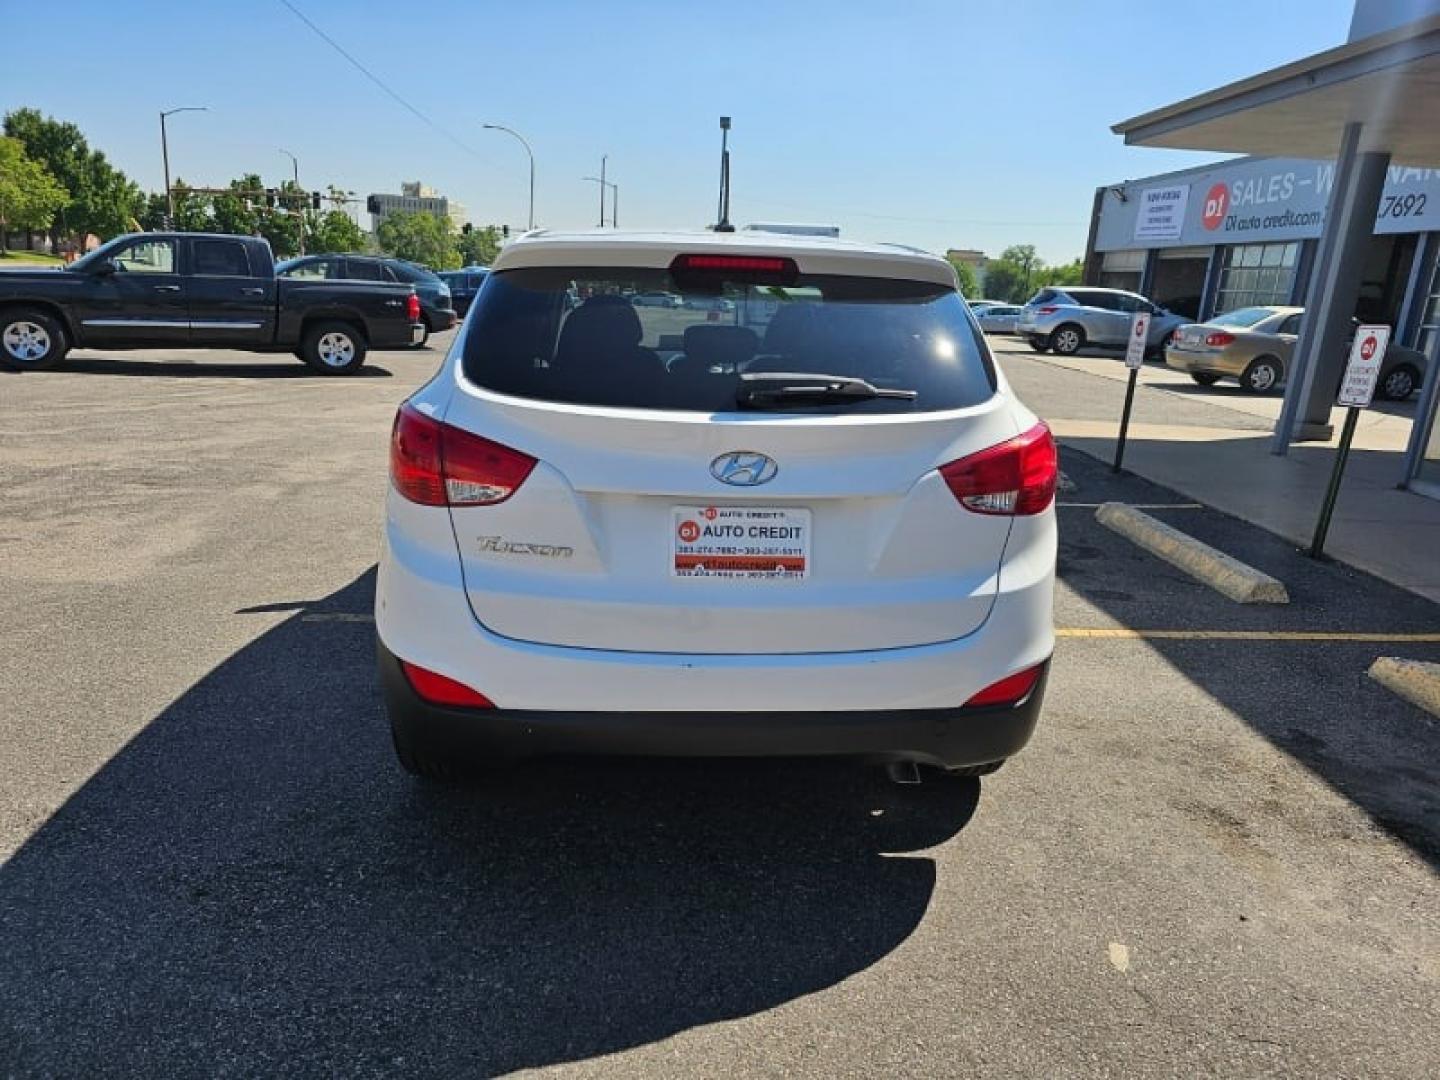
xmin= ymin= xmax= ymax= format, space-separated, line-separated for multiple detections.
xmin=36 ymin=355 xmax=396 ymax=378
xmin=0 ymin=569 xmax=981 ymax=1074
xmin=1054 ymin=448 xmax=1440 ymax=872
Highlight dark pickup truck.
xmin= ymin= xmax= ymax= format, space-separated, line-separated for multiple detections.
xmin=0 ymin=232 xmax=423 ymax=375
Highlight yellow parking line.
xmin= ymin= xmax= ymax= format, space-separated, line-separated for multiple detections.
xmin=295 ymin=613 xmax=1438 ymax=644
xmin=1058 ymin=628 xmax=1440 ymax=643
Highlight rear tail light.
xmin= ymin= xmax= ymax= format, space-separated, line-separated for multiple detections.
xmin=400 ymin=659 xmax=495 ymax=708
xmin=1036 ymin=306 xmax=1058 ymax=315
xmin=940 ymin=422 xmax=1057 ymax=516
xmin=1204 ymin=331 xmax=1235 ymax=347
xmin=406 ymin=293 xmax=421 ymax=322
xmin=390 ymin=402 xmax=537 ymax=507
xmin=963 ymin=662 xmax=1045 ymax=709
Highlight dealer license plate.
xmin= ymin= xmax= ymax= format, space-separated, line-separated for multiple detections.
xmin=672 ymin=506 xmax=810 ymax=580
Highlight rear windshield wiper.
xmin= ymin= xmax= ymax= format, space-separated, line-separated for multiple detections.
xmin=736 ymin=372 xmax=918 ymax=408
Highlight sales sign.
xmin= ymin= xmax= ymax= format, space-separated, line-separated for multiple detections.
xmin=1133 ymin=185 xmax=1189 ymax=241
xmin=1125 ymin=312 xmax=1151 ymax=370
xmin=1337 ymin=324 xmax=1391 ymax=407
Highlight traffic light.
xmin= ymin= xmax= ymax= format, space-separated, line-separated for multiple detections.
xmin=462 ymin=223 xmax=472 ymax=235
xmin=366 ymin=195 xmax=380 ymax=215
xmin=502 ymin=224 xmax=510 ymax=238
xmin=265 ymin=188 xmax=277 ymax=208
xmin=311 ymin=191 xmax=322 ymax=210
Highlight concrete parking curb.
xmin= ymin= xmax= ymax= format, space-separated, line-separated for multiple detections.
xmin=1095 ymin=502 xmax=1290 ymax=604
xmin=1368 ymin=657 xmax=1440 ymax=718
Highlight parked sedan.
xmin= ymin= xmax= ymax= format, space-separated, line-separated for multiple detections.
xmin=632 ymin=291 xmax=684 ymax=308
xmin=975 ymin=304 xmax=1022 ymax=335
xmin=438 ymin=267 xmax=489 ymax=318
xmin=1165 ymin=305 xmax=1428 ymax=399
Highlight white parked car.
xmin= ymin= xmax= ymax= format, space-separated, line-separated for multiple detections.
xmin=377 ymin=230 xmax=1057 ymax=782
xmin=975 ymin=304 xmax=1023 ymax=334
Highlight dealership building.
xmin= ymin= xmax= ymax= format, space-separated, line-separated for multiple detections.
xmin=1087 ymin=0 xmax=1440 ymax=499
xmin=1083 ymin=155 xmax=1440 ymax=348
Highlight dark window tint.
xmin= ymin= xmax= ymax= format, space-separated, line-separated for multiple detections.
xmin=278 ymin=257 xmax=337 ymax=280
xmin=1072 ymin=291 xmax=1114 ymax=310
xmin=1028 ymin=288 xmax=1063 ymax=306
xmin=346 ymin=258 xmax=383 ymax=281
xmin=386 ymin=260 xmax=442 ymax=285
xmin=1278 ymin=314 xmax=1302 ymax=335
xmin=192 ymin=239 xmax=250 ymax=277
xmin=461 ymin=266 xmax=996 ymax=414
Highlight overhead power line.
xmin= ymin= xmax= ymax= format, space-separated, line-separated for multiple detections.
xmin=275 ymin=0 xmax=492 ymax=168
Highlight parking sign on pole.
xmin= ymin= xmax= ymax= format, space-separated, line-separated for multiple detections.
xmin=1125 ymin=312 xmax=1151 ymax=370
xmin=1309 ymin=324 xmax=1392 ymax=558
xmin=1112 ymin=312 xmax=1150 ymax=472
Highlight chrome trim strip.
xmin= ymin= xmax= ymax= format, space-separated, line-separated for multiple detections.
xmin=81 ymin=319 xmax=264 ymax=330
xmin=81 ymin=319 xmax=190 ymax=329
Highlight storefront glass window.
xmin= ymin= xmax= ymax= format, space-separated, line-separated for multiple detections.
xmin=1214 ymin=242 xmax=1299 ymax=313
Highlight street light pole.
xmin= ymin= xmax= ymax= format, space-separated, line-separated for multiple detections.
xmin=599 ymin=155 xmax=608 ymax=227
xmin=583 ymin=176 xmax=617 ymax=228
xmin=481 ymin=123 xmax=535 ymax=231
xmin=278 ymin=148 xmax=303 ymax=255
xmin=160 ymin=106 xmax=207 ymax=226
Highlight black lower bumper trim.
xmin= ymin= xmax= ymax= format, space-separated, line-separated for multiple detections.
xmin=378 ymin=640 xmax=1047 ymax=770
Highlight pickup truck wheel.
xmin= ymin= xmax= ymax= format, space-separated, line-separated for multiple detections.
xmin=1 ymin=309 xmax=68 ymax=371
xmin=301 ymin=322 xmax=367 ymax=375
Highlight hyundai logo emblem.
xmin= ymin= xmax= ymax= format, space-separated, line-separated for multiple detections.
xmin=710 ymin=451 xmax=778 ymax=486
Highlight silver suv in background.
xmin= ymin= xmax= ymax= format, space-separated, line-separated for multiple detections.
xmin=1017 ymin=286 xmax=1185 ymax=357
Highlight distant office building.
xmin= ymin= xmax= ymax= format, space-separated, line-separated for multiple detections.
xmin=946 ymin=248 xmax=988 ymax=289
xmin=367 ymin=181 xmax=468 ymax=232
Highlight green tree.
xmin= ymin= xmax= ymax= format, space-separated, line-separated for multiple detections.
xmin=982 ymin=261 xmax=1025 ymax=303
xmin=376 ymin=209 xmax=460 ymax=269
xmin=456 ymin=225 xmax=502 ymax=267
xmin=307 ymin=209 xmax=366 ymax=254
xmin=3 ymin=108 xmax=142 ymax=247
xmin=0 ymin=136 xmax=68 ymax=253
xmin=946 ymin=257 xmax=979 ymax=298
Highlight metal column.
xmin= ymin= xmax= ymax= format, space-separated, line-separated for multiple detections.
xmin=1273 ymin=123 xmax=1393 ymax=452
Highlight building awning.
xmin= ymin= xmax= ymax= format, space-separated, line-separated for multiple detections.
xmin=1113 ymin=14 xmax=1440 ymax=163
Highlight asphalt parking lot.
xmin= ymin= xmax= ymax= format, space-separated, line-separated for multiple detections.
xmin=2 ymin=333 xmax=1438 ymax=1076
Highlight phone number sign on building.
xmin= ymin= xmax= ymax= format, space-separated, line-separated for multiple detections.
xmin=1133 ymin=184 xmax=1190 ymax=242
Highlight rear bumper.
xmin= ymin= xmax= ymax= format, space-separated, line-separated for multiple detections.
xmin=426 ymin=307 xmax=457 ymax=331
xmin=379 ymin=638 xmax=1047 ymax=768
xmin=1165 ymin=348 xmax=1243 ymax=376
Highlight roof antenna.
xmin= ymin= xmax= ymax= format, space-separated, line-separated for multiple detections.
xmin=715 ymin=116 xmax=735 ymax=232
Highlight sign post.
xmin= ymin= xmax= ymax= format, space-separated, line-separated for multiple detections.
xmin=1112 ymin=311 xmax=1151 ymax=473
xmin=1309 ymin=324 xmax=1390 ymax=559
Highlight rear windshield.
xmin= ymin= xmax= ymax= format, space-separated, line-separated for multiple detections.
xmin=460 ymin=266 xmax=996 ymax=414
xmin=1208 ymin=306 xmax=1276 ymax=328
xmin=1028 ymin=288 xmax=1064 ymax=306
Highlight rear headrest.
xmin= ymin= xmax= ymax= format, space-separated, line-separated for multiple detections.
xmin=762 ymin=304 xmax=819 ymax=354
xmin=557 ymin=295 xmax=644 ymax=361
xmin=681 ymin=324 xmax=758 ymax=365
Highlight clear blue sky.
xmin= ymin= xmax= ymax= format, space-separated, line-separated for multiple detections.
xmin=1 ymin=0 xmax=1355 ymax=262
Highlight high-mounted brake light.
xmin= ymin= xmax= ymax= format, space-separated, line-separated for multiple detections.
xmin=1204 ymin=331 xmax=1235 ymax=347
xmin=940 ymin=422 xmax=1057 ymax=516
xmin=670 ymin=254 xmax=798 ymax=274
xmin=963 ymin=663 xmax=1045 ymax=709
xmin=406 ymin=292 xmax=421 ymax=322
xmin=400 ymin=659 xmax=495 ymax=708
xmin=390 ymin=402 xmax=537 ymax=507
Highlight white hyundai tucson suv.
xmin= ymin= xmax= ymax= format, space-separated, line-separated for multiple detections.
xmin=376 ymin=231 xmax=1057 ymax=779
